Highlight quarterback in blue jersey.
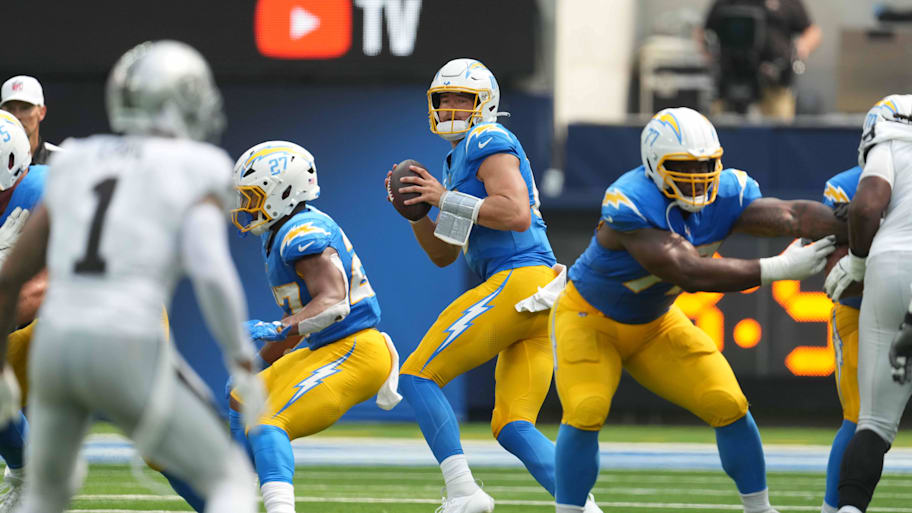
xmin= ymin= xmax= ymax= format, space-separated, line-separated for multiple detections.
xmin=387 ymin=58 xmax=599 ymax=513
xmin=230 ymin=141 xmax=401 ymax=513
xmin=819 ymin=166 xmax=862 ymax=513
xmin=551 ymin=107 xmax=846 ymax=513
xmin=0 ymin=111 xmax=50 ymax=513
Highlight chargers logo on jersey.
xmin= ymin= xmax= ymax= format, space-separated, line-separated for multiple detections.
xmin=466 ymin=123 xmax=509 ymax=146
xmin=275 ymin=342 xmax=356 ymax=416
xmin=422 ymin=272 xmax=512 ymax=370
xmin=824 ymin=182 xmax=851 ymax=204
xmin=602 ymin=189 xmax=646 ymax=221
xmin=280 ymin=223 xmax=331 ymax=254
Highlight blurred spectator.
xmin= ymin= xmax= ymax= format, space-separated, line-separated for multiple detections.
xmin=702 ymin=0 xmax=821 ymax=121
xmin=1 ymin=76 xmax=60 ymax=164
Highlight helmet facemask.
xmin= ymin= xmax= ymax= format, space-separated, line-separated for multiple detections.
xmin=232 ymin=181 xmax=273 ymax=235
xmin=656 ymin=151 xmax=723 ymax=212
xmin=427 ymin=87 xmax=492 ymax=141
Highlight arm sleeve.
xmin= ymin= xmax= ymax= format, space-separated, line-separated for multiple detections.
xmin=180 ymin=201 xmax=254 ymax=365
xmin=861 ymin=142 xmax=895 ymax=188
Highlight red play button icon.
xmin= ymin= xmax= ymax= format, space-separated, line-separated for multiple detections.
xmin=255 ymin=0 xmax=352 ymax=59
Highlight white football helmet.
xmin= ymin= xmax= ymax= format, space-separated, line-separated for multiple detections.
xmin=858 ymin=94 xmax=912 ymax=167
xmin=0 ymin=111 xmax=30 ymax=191
xmin=231 ymin=141 xmax=319 ymax=235
xmin=641 ymin=107 xmax=723 ymax=212
xmin=106 ymin=40 xmax=225 ymax=143
xmin=427 ymin=58 xmax=502 ymax=141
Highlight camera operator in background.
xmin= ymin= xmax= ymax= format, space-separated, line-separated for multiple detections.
xmin=702 ymin=0 xmax=821 ymax=121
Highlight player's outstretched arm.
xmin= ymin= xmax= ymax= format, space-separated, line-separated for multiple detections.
xmin=605 ymin=222 xmax=834 ymax=292
xmin=607 ymin=223 xmax=761 ymax=292
xmin=181 ymin=197 xmax=265 ymax=427
xmin=731 ymin=198 xmax=848 ymax=242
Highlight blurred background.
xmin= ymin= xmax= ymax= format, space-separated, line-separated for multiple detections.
xmin=1 ymin=0 xmax=910 ymax=427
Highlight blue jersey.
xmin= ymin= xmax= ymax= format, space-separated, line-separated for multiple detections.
xmin=262 ymin=206 xmax=381 ymax=350
xmin=442 ymin=122 xmax=555 ymax=280
xmin=569 ymin=166 xmax=762 ymax=324
xmin=0 ymin=165 xmax=46 ymax=223
xmin=823 ymin=166 xmax=863 ymax=309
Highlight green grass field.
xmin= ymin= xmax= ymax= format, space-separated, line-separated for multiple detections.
xmin=54 ymin=423 xmax=912 ymax=512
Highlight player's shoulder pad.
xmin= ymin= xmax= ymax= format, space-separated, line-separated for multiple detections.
xmin=716 ymin=168 xmax=761 ymax=207
xmin=180 ymin=140 xmax=234 ymax=207
xmin=600 ymin=168 xmax=658 ymax=231
xmin=278 ymin=210 xmax=337 ymax=263
xmin=464 ymin=122 xmax=518 ymax=162
xmin=822 ymin=166 xmax=862 ymax=207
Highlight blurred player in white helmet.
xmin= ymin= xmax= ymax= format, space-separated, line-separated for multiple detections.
xmin=0 ymin=40 xmax=265 ymax=513
xmin=825 ymin=95 xmax=912 ymax=513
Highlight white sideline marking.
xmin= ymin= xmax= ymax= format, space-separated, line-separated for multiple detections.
xmin=70 ymin=495 xmax=912 ymax=512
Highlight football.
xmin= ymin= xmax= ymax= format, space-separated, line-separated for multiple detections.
xmin=389 ymin=159 xmax=432 ymax=221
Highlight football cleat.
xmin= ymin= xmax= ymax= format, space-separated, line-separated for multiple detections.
xmin=0 ymin=466 xmax=24 ymax=513
xmin=583 ymin=493 xmax=604 ymax=513
xmin=435 ymin=487 xmax=494 ymax=513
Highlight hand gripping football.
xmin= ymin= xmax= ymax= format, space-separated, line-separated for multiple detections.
xmin=388 ymin=159 xmax=432 ymax=221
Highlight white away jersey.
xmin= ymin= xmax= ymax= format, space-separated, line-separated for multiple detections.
xmin=863 ymin=140 xmax=912 ymax=259
xmin=41 ymin=135 xmax=234 ymax=336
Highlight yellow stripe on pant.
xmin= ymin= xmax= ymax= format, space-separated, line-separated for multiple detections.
xmin=400 ymin=265 xmax=556 ymax=437
xmin=239 ymin=327 xmax=392 ymax=439
xmin=831 ymin=303 xmax=860 ymax=423
xmin=552 ymin=281 xmax=748 ymax=431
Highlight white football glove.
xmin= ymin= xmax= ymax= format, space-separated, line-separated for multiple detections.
xmin=0 ymin=365 xmax=20 ymax=427
xmin=759 ymin=235 xmax=836 ymax=285
xmin=229 ymin=363 xmax=267 ymax=431
xmin=824 ymin=252 xmax=866 ymax=301
xmin=0 ymin=207 xmax=29 ymax=267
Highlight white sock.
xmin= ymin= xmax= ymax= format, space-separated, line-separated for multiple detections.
xmin=556 ymin=503 xmax=585 ymax=513
xmin=821 ymin=502 xmax=838 ymax=513
xmin=5 ymin=467 xmax=24 ymax=484
xmin=741 ymin=488 xmax=772 ymax=513
xmin=440 ymin=454 xmax=478 ymax=497
xmin=837 ymin=507 xmax=863 ymax=513
xmin=260 ymin=481 xmax=295 ymax=513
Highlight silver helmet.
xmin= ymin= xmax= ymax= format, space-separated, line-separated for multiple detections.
xmin=106 ymin=40 xmax=225 ymax=142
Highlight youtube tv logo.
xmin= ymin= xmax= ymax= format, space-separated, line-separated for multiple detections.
xmin=255 ymin=0 xmax=352 ymax=59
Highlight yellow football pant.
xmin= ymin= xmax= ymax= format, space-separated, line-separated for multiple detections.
xmin=238 ymin=328 xmax=392 ymax=440
xmin=831 ymin=303 xmax=860 ymax=423
xmin=7 ymin=322 xmax=34 ymax=404
xmin=400 ymin=265 xmax=556 ymax=437
xmin=553 ymin=281 xmax=748 ymax=431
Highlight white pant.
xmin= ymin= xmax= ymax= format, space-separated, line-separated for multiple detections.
xmin=857 ymin=251 xmax=912 ymax=443
xmin=18 ymin=322 xmax=256 ymax=513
